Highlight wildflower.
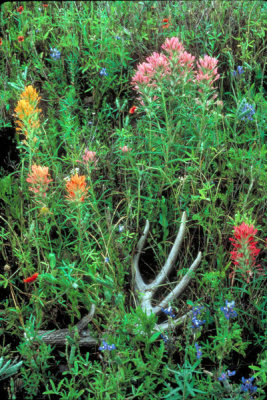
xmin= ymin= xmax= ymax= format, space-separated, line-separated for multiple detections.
xmin=23 ymin=273 xmax=39 ymax=283
xmin=115 ymin=35 xmax=121 ymax=40
xmin=50 ymin=47 xmax=61 ymax=60
xmin=72 ymin=282 xmax=79 ymax=289
xmin=220 ymin=300 xmax=237 ymax=320
xmin=99 ymin=340 xmax=116 ymax=351
xmin=18 ymin=36 xmax=24 ymax=42
xmin=65 ymin=174 xmax=88 ymax=202
xmin=162 ymin=18 xmax=170 ymax=29
xmin=0 ymin=38 xmax=2 ymax=46
xmin=239 ymin=101 xmax=255 ymax=122
xmin=218 ymin=370 xmax=236 ymax=381
xmin=160 ymin=333 xmax=169 ymax=343
xmin=118 ymin=225 xmax=124 ymax=233
xmin=190 ymin=305 xmax=205 ymax=329
xmin=99 ymin=68 xmax=108 ymax=76
xmin=119 ymin=145 xmax=132 ymax=153
xmin=241 ymin=377 xmax=257 ymax=394
xmin=17 ymin=6 xmax=24 ymax=14
xmin=196 ymin=55 xmax=220 ymax=87
xmin=129 ymin=106 xmax=137 ymax=114
xmin=105 ymin=257 xmax=110 ymax=263
xmin=26 ymin=164 xmax=53 ymax=198
xmin=195 ymin=343 xmax=202 ymax=359
xmin=229 ymin=222 xmax=260 ymax=284
xmin=161 ymin=37 xmax=185 ymax=55
xmin=232 ymin=66 xmax=244 ymax=76
xmin=43 ymin=3 xmax=48 ymax=7
xmin=20 ymin=85 xmax=41 ymax=107
xmin=82 ymin=149 xmax=97 ymax=166
xmin=161 ymin=307 xmax=175 ymax=318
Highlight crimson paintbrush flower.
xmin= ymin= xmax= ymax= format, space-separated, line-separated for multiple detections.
xmin=229 ymin=222 xmax=261 ymax=284
xmin=23 ymin=273 xmax=39 ymax=283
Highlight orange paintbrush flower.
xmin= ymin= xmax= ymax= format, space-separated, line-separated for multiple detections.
xmin=26 ymin=164 xmax=53 ymax=197
xmin=20 ymin=85 xmax=41 ymax=106
xmin=65 ymin=174 xmax=88 ymax=202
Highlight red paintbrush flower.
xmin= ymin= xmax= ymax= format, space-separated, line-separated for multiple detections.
xmin=129 ymin=106 xmax=137 ymax=114
xmin=0 ymin=38 xmax=2 ymax=46
xmin=43 ymin=4 xmax=48 ymax=7
xmin=229 ymin=222 xmax=261 ymax=284
xmin=18 ymin=36 xmax=24 ymax=42
xmin=17 ymin=6 xmax=24 ymax=14
xmin=23 ymin=273 xmax=39 ymax=283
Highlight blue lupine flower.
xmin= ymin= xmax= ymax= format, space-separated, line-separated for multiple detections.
xmin=160 ymin=333 xmax=169 ymax=343
xmin=220 ymin=300 xmax=237 ymax=320
xmin=195 ymin=343 xmax=202 ymax=359
xmin=191 ymin=305 xmax=205 ymax=329
xmin=115 ymin=36 xmax=121 ymax=40
xmin=232 ymin=66 xmax=244 ymax=76
xmin=240 ymin=101 xmax=255 ymax=121
xmin=99 ymin=340 xmax=116 ymax=351
xmin=218 ymin=370 xmax=236 ymax=381
xmin=50 ymin=47 xmax=61 ymax=60
xmin=105 ymin=257 xmax=110 ymax=263
xmin=118 ymin=225 xmax=124 ymax=233
xmin=241 ymin=377 xmax=257 ymax=394
xmin=161 ymin=307 xmax=175 ymax=318
xmin=99 ymin=68 xmax=108 ymax=76
xmin=227 ymin=370 xmax=236 ymax=377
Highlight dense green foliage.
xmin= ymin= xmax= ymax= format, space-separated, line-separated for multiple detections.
xmin=0 ymin=1 xmax=266 ymax=399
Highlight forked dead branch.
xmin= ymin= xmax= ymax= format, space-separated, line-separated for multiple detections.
xmin=36 ymin=212 xmax=202 ymax=346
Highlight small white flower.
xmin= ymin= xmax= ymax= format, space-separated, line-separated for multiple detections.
xmin=118 ymin=225 xmax=124 ymax=232
xmin=64 ymin=176 xmax=70 ymax=181
xmin=72 ymin=282 xmax=79 ymax=289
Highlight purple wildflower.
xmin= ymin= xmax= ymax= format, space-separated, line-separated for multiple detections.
xmin=195 ymin=343 xmax=202 ymax=359
xmin=241 ymin=377 xmax=257 ymax=394
xmin=161 ymin=307 xmax=175 ymax=318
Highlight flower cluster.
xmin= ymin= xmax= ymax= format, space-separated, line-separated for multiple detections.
xmin=99 ymin=340 xmax=116 ymax=351
xmin=14 ymin=85 xmax=42 ymax=139
xmin=195 ymin=343 xmax=202 ymax=359
xmin=50 ymin=47 xmax=61 ymax=60
xmin=220 ymin=300 xmax=237 ymax=320
xmin=191 ymin=305 xmax=205 ymax=330
xmin=229 ymin=222 xmax=260 ymax=284
xmin=26 ymin=164 xmax=53 ymax=198
xmin=65 ymin=174 xmax=88 ymax=202
xmin=241 ymin=376 xmax=257 ymax=395
xmin=232 ymin=65 xmax=244 ymax=76
xmin=161 ymin=307 xmax=175 ymax=318
xmin=239 ymin=101 xmax=255 ymax=122
xmin=218 ymin=370 xmax=236 ymax=381
xmin=131 ymin=37 xmax=220 ymax=108
xmin=100 ymin=68 xmax=108 ymax=76
xmin=196 ymin=55 xmax=220 ymax=87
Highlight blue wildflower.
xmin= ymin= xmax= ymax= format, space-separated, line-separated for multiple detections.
xmin=240 ymin=101 xmax=255 ymax=121
xmin=191 ymin=305 xmax=205 ymax=329
xmin=232 ymin=66 xmax=244 ymax=76
xmin=115 ymin=36 xmax=121 ymax=40
xmin=118 ymin=225 xmax=124 ymax=233
xmin=220 ymin=300 xmax=237 ymax=320
xmin=100 ymin=68 xmax=108 ymax=76
xmin=195 ymin=343 xmax=202 ymax=359
xmin=50 ymin=47 xmax=61 ymax=60
xmin=99 ymin=340 xmax=116 ymax=351
xmin=161 ymin=307 xmax=175 ymax=318
xmin=241 ymin=377 xmax=257 ymax=394
xmin=105 ymin=257 xmax=110 ymax=263
xmin=160 ymin=333 xmax=169 ymax=343
xmin=218 ymin=370 xmax=236 ymax=381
